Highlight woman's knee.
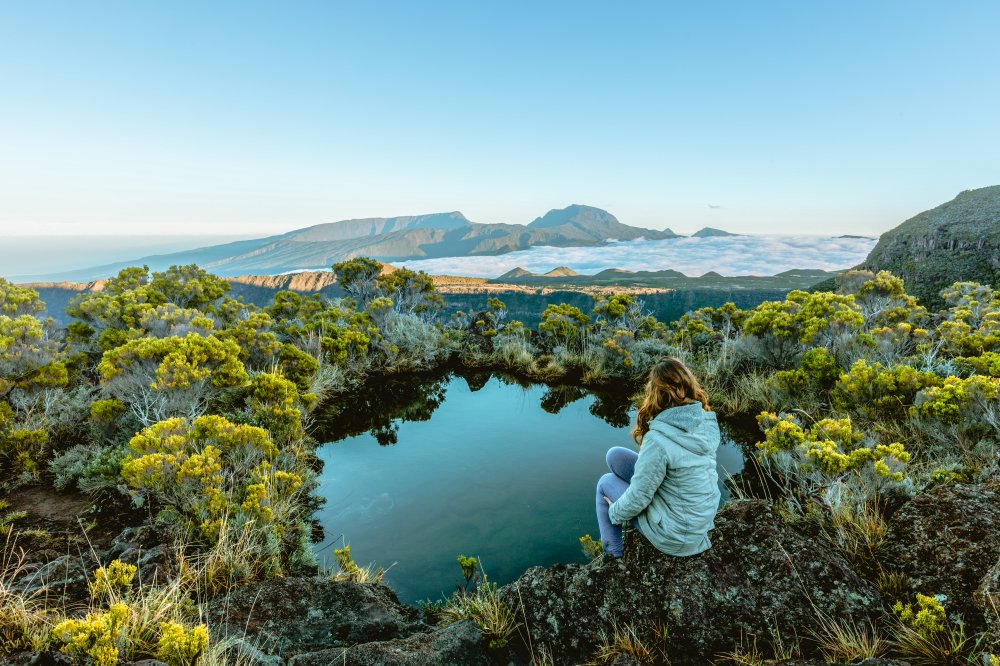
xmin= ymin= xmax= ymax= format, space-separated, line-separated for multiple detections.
xmin=605 ymin=446 xmax=632 ymax=469
xmin=596 ymin=472 xmax=617 ymax=494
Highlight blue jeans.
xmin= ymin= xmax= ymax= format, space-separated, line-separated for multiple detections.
xmin=596 ymin=446 xmax=638 ymax=557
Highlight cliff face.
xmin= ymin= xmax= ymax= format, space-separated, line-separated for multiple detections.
xmin=860 ymin=185 xmax=1000 ymax=307
xmin=228 ymin=270 xmax=341 ymax=293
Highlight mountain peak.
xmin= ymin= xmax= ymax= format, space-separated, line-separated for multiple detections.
xmin=528 ymin=204 xmax=619 ymax=229
xmin=542 ymin=266 xmax=578 ymax=277
xmin=692 ymin=227 xmax=739 ymax=238
xmin=497 ymin=267 xmax=535 ymax=280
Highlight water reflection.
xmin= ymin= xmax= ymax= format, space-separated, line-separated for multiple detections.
xmin=311 ymin=372 xmax=450 ymax=445
xmin=311 ymin=371 xmax=639 ymax=444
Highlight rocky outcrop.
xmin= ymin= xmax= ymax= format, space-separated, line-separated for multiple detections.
xmin=858 ymin=185 xmax=1000 ymax=306
xmin=199 ymin=576 xmax=508 ymax=665
xmin=287 ymin=620 xmax=492 ymax=666
xmin=503 ymin=500 xmax=884 ymax=665
xmin=775 ymin=658 xmax=910 ymax=666
xmin=204 ymin=577 xmax=425 ymax=659
xmin=879 ymin=481 xmax=1000 ymax=627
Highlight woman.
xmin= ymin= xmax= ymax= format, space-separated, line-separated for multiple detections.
xmin=596 ymin=356 xmax=721 ymax=557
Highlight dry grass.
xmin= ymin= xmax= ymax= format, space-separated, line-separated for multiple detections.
xmin=714 ymin=632 xmax=764 ymax=666
xmin=439 ymin=579 xmax=517 ymax=649
xmin=811 ymin=615 xmax=887 ymax=663
xmin=823 ymin=496 xmax=889 ymax=567
xmin=891 ymin=620 xmax=985 ymax=666
xmin=588 ymin=621 xmax=663 ymax=665
xmin=0 ymin=534 xmax=59 ymax=656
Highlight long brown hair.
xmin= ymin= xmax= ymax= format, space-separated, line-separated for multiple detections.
xmin=631 ymin=356 xmax=710 ymax=446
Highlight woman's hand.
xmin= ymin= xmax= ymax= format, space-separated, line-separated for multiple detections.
xmin=603 ymin=495 xmax=613 ymax=505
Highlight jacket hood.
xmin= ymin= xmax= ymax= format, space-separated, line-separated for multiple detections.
xmin=648 ymin=402 xmax=717 ymax=455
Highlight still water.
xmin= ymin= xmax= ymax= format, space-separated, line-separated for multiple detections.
xmin=312 ymin=373 xmax=746 ymax=603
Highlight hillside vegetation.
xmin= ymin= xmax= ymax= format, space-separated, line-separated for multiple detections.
xmin=853 ymin=185 xmax=1000 ymax=308
xmin=1 ymin=259 xmax=999 ymax=664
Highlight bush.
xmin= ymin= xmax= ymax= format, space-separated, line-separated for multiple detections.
xmin=756 ymin=412 xmax=910 ymax=497
xmin=832 ymin=360 xmax=942 ymax=423
xmin=121 ymin=415 xmax=310 ymax=576
xmin=97 ymin=333 xmax=249 ymax=426
xmin=50 ymin=443 xmax=130 ymax=493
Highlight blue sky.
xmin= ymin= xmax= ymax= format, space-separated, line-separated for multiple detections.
xmin=1 ymin=1 xmax=997 ymax=237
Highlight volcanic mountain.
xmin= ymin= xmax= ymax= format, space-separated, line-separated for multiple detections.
xmin=32 ymin=205 xmax=679 ymax=281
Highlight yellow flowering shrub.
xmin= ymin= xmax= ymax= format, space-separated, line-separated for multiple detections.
xmin=757 ymin=412 xmax=910 ymax=483
xmin=0 ymin=312 xmax=69 ymax=473
xmin=857 ymin=322 xmax=931 ymax=362
xmin=912 ymin=374 xmax=1000 ymax=423
xmin=0 ymin=278 xmax=45 ymax=317
xmin=958 ymin=351 xmax=1000 ymax=377
xmin=155 ymin=621 xmax=208 ymax=666
xmin=90 ymin=399 xmax=127 ymax=424
xmin=832 ymin=360 xmax=942 ymax=422
xmin=937 ymin=282 xmax=1000 ymax=356
xmin=893 ymin=594 xmax=947 ymax=640
xmin=215 ymin=311 xmax=282 ymax=369
xmin=52 ymin=603 xmax=129 ymax=666
xmin=743 ymin=290 xmax=863 ymax=344
xmin=121 ymin=415 xmax=303 ymax=548
xmin=89 ymin=560 xmax=137 ymax=601
xmin=244 ymin=372 xmax=315 ymax=446
xmin=98 ymin=333 xmax=247 ymax=391
xmin=670 ymin=303 xmax=747 ymax=349
xmin=602 ymin=329 xmax=637 ymax=370
xmin=579 ymin=534 xmax=603 ymax=560
xmin=770 ymin=346 xmax=841 ymax=407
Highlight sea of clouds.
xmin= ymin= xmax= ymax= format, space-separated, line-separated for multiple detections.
xmin=397 ymin=235 xmax=879 ymax=278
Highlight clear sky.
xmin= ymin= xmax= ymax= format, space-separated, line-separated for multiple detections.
xmin=1 ymin=1 xmax=997 ymax=237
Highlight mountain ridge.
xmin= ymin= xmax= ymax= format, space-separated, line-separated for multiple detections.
xmin=26 ymin=205 xmax=678 ymax=282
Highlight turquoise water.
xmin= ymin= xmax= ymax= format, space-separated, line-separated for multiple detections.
xmin=312 ymin=373 xmax=746 ymax=603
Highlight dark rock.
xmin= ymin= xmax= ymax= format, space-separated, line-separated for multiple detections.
xmin=9 ymin=553 xmax=96 ymax=606
xmin=598 ymin=656 xmax=644 ymax=666
xmin=203 ymin=577 xmax=425 ymax=659
xmin=503 ymin=500 xmax=884 ymax=665
xmin=288 ymin=620 xmax=493 ymax=666
xmin=775 ymin=658 xmax=910 ymax=666
xmin=0 ymin=652 xmax=74 ymax=666
xmin=879 ymin=481 xmax=1000 ymax=627
xmin=975 ymin=558 xmax=1000 ymax=651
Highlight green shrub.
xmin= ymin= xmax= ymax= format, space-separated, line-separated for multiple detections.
xmin=121 ymin=415 xmax=309 ymax=576
xmin=832 ymin=360 xmax=942 ymax=422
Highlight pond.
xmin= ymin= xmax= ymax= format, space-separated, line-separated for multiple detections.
xmin=311 ymin=373 xmax=749 ymax=604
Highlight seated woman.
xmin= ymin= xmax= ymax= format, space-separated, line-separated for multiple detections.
xmin=596 ymin=356 xmax=721 ymax=557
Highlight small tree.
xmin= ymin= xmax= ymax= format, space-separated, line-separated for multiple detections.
xmin=333 ymin=257 xmax=383 ymax=306
xmin=0 ymin=279 xmax=45 ymax=317
xmin=376 ymin=268 xmax=443 ymax=316
xmin=0 ymin=313 xmax=69 ymax=474
xmin=97 ymin=333 xmax=248 ymax=426
xmin=539 ymin=303 xmax=590 ymax=350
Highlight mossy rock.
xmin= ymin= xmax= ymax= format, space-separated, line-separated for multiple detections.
xmin=502 ymin=499 xmax=884 ymax=665
xmin=879 ymin=481 xmax=1000 ymax=629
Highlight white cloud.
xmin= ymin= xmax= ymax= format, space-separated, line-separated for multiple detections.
xmin=398 ymin=235 xmax=879 ymax=278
